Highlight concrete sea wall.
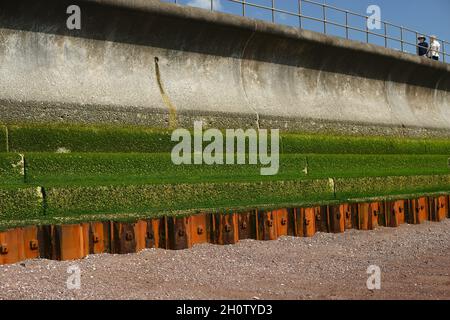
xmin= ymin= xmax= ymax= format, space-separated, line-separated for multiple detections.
xmin=0 ymin=0 xmax=449 ymax=136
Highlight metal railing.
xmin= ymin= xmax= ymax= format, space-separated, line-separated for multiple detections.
xmin=165 ymin=0 xmax=449 ymax=64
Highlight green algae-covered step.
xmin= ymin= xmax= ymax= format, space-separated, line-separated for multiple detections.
xmin=306 ymin=154 xmax=450 ymax=179
xmin=0 ymin=175 xmax=449 ymax=228
xmin=0 ymin=153 xmax=25 ymax=184
xmin=0 ymin=185 xmax=44 ymax=220
xmin=43 ymin=179 xmax=335 ymax=217
xmin=7 ymin=124 xmax=174 ymax=153
xmin=335 ymin=174 xmax=450 ymax=199
xmin=281 ymin=133 xmax=450 ymax=154
xmin=0 ymin=125 xmax=6 ymax=153
xmin=29 ymin=174 xmax=450 ymax=219
xmin=24 ymin=153 xmax=306 ymax=184
xmin=22 ymin=153 xmax=450 ymax=185
xmin=6 ymin=123 xmax=450 ymax=155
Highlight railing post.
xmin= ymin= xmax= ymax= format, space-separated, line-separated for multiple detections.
xmin=366 ymin=16 xmax=369 ymax=43
xmin=384 ymin=22 xmax=388 ymax=48
xmin=242 ymin=0 xmax=245 ymax=17
xmin=323 ymin=4 xmax=326 ymax=34
xmin=400 ymin=27 xmax=404 ymax=52
xmin=298 ymin=0 xmax=302 ymax=29
xmin=444 ymin=41 xmax=447 ymax=63
xmin=345 ymin=11 xmax=349 ymax=39
xmin=272 ymin=0 xmax=275 ymax=23
xmin=415 ymin=32 xmax=419 ymax=55
xmin=211 ymin=0 xmax=213 ymax=11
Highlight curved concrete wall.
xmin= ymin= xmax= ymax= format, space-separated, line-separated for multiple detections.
xmin=0 ymin=0 xmax=449 ymax=136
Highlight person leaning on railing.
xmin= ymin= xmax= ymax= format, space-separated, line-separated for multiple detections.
xmin=428 ymin=35 xmax=441 ymax=61
xmin=417 ymin=35 xmax=429 ymax=57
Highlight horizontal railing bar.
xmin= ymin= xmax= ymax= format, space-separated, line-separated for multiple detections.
xmin=301 ymin=0 xmax=367 ymax=19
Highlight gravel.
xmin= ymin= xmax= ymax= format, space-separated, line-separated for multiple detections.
xmin=1 ymin=220 xmax=450 ymax=300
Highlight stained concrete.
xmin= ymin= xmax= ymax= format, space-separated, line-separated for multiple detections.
xmin=0 ymin=0 xmax=449 ymax=136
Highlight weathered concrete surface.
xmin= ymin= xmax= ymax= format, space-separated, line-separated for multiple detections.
xmin=0 ymin=0 xmax=449 ymax=136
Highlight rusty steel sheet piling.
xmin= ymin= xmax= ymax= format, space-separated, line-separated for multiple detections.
xmin=0 ymin=229 xmax=23 ymax=265
xmin=237 ymin=211 xmax=257 ymax=240
xmin=147 ymin=218 xmax=168 ymax=249
xmin=188 ymin=214 xmax=211 ymax=246
xmin=211 ymin=213 xmax=239 ymax=246
xmin=447 ymin=195 xmax=450 ymax=219
xmin=256 ymin=210 xmax=278 ymax=241
xmin=112 ymin=222 xmax=138 ymax=254
xmin=427 ymin=196 xmax=448 ymax=222
xmin=409 ymin=197 xmax=430 ymax=224
xmin=328 ymin=205 xmax=346 ymax=233
xmin=1 ymin=195 xmax=450 ymax=265
xmin=357 ymin=202 xmax=381 ymax=230
xmin=295 ymin=208 xmax=317 ymax=237
xmin=274 ymin=209 xmax=295 ymax=237
xmin=87 ymin=222 xmax=111 ymax=255
xmin=315 ymin=206 xmax=329 ymax=233
xmin=384 ymin=200 xmax=406 ymax=228
xmin=166 ymin=217 xmax=191 ymax=250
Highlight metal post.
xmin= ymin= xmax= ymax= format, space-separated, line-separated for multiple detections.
xmin=242 ymin=0 xmax=245 ymax=17
xmin=444 ymin=41 xmax=446 ymax=63
xmin=415 ymin=32 xmax=418 ymax=55
xmin=323 ymin=5 xmax=326 ymax=34
xmin=345 ymin=11 xmax=349 ymax=39
xmin=366 ymin=16 xmax=369 ymax=43
xmin=211 ymin=0 xmax=213 ymax=11
xmin=270 ymin=0 xmax=275 ymax=23
xmin=384 ymin=22 xmax=388 ymax=48
xmin=400 ymin=27 xmax=404 ymax=52
xmin=298 ymin=0 xmax=302 ymax=29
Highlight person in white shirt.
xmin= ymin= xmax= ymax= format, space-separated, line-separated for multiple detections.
xmin=428 ymin=35 xmax=441 ymax=61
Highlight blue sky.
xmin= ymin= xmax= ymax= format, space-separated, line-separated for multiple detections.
xmin=161 ymin=0 xmax=449 ymax=56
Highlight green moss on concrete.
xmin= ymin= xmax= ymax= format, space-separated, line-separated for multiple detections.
xmin=0 ymin=174 xmax=449 ymax=229
xmin=335 ymin=174 xmax=450 ymax=199
xmin=306 ymin=154 xmax=450 ymax=179
xmin=3 ymin=123 xmax=450 ymax=227
xmin=25 ymin=153 xmax=307 ymax=185
xmin=4 ymin=189 xmax=450 ymax=231
xmin=8 ymin=124 xmax=174 ymax=153
xmin=0 ymin=126 xmax=6 ymax=152
xmin=0 ymin=185 xmax=44 ymax=220
xmin=7 ymin=123 xmax=450 ymax=155
xmin=43 ymin=179 xmax=334 ymax=217
xmin=0 ymin=153 xmax=24 ymax=184
xmin=281 ymin=133 xmax=450 ymax=154
xmin=23 ymin=153 xmax=450 ymax=185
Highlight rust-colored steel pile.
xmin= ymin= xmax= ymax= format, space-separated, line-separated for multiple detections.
xmin=1 ymin=196 xmax=448 ymax=265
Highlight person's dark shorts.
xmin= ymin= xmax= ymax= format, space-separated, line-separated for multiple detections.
xmin=432 ymin=56 xmax=439 ymax=61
